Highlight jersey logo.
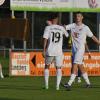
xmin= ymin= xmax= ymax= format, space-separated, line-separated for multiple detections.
xmin=73 ymin=32 xmax=79 ymax=38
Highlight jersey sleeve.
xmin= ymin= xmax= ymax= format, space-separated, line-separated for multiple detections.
xmin=43 ymin=26 xmax=50 ymax=39
xmin=86 ymin=26 xmax=93 ymax=38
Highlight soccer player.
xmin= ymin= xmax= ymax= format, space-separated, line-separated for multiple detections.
xmin=63 ymin=12 xmax=100 ymax=90
xmin=43 ymin=14 xmax=69 ymax=90
xmin=0 ymin=63 xmax=4 ymax=78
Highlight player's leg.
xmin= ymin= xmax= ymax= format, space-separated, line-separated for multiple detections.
xmin=63 ymin=63 xmax=78 ymax=91
xmin=77 ymin=68 xmax=82 ymax=83
xmin=0 ymin=63 xmax=4 ymax=78
xmin=77 ymin=59 xmax=85 ymax=83
xmin=77 ymin=50 xmax=91 ymax=87
xmin=66 ymin=51 xmax=77 ymax=86
xmin=71 ymin=55 xmax=74 ymax=74
xmin=67 ymin=63 xmax=78 ymax=86
xmin=44 ymin=56 xmax=54 ymax=89
xmin=63 ymin=50 xmax=84 ymax=90
xmin=71 ymin=55 xmax=77 ymax=83
xmin=78 ymin=64 xmax=91 ymax=87
xmin=55 ymin=55 xmax=63 ymax=90
xmin=44 ymin=65 xmax=49 ymax=89
xmin=71 ymin=63 xmax=82 ymax=83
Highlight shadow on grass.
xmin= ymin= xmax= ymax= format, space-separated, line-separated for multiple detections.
xmin=0 ymin=97 xmax=21 ymax=100
xmin=0 ymin=84 xmax=43 ymax=91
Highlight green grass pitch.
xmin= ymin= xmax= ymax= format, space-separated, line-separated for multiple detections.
xmin=0 ymin=57 xmax=100 ymax=100
xmin=0 ymin=76 xmax=100 ymax=100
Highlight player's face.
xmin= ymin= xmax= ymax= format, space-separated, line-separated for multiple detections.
xmin=75 ymin=14 xmax=83 ymax=23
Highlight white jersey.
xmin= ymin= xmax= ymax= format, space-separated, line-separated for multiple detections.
xmin=65 ymin=23 xmax=93 ymax=50
xmin=66 ymin=23 xmax=93 ymax=64
xmin=43 ymin=25 xmax=68 ymax=56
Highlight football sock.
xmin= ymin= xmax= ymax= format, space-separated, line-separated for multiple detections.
xmin=56 ymin=68 xmax=62 ymax=89
xmin=68 ymin=74 xmax=76 ymax=86
xmin=82 ymin=72 xmax=90 ymax=85
xmin=44 ymin=69 xmax=49 ymax=88
xmin=0 ymin=65 xmax=4 ymax=78
xmin=0 ymin=71 xmax=4 ymax=78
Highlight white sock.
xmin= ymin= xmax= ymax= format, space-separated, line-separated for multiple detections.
xmin=56 ymin=69 xmax=62 ymax=88
xmin=68 ymin=74 xmax=76 ymax=86
xmin=0 ymin=71 xmax=4 ymax=78
xmin=0 ymin=67 xmax=4 ymax=78
xmin=0 ymin=64 xmax=4 ymax=78
xmin=82 ymin=73 xmax=90 ymax=85
xmin=44 ymin=69 xmax=49 ymax=88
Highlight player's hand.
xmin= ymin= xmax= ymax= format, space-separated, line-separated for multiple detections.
xmin=88 ymin=53 xmax=91 ymax=59
xmin=42 ymin=51 xmax=46 ymax=58
xmin=63 ymin=24 xmax=66 ymax=29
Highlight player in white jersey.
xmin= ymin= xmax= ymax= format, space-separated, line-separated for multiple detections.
xmin=63 ymin=12 xmax=100 ymax=90
xmin=43 ymin=14 xmax=69 ymax=90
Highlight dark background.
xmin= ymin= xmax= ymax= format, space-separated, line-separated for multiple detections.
xmin=0 ymin=0 xmax=98 ymax=51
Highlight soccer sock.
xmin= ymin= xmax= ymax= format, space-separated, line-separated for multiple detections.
xmin=68 ymin=74 xmax=76 ymax=86
xmin=0 ymin=66 xmax=4 ymax=78
xmin=56 ymin=68 xmax=62 ymax=88
xmin=44 ymin=69 xmax=49 ymax=88
xmin=0 ymin=72 xmax=4 ymax=78
xmin=82 ymin=72 xmax=90 ymax=85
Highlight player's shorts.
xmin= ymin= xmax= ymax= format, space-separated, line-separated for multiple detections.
xmin=72 ymin=46 xmax=85 ymax=65
xmin=45 ymin=55 xmax=64 ymax=68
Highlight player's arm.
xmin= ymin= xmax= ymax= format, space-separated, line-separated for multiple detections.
xmin=43 ymin=26 xmax=49 ymax=58
xmin=85 ymin=43 xmax=91 ymax=59
xmin=62 ymin=27 xmax=69 ymax=38
xmin=43 ymin=38 xmax=48 ymax=58
xmin=91 ymin=35 xmax=100 ymax=45
xmin=86 ymin=27 xmax=100 ymax=45
xmin=85 ymin=43 xmax=90 ymax=53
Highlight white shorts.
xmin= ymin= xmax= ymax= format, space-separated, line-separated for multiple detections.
xmin=72 ymin=46 xmax=85 ymax=64
xmin=45 ymin=55 xmax=64 ymax=68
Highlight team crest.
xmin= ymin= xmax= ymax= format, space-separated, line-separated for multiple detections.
xmin=88 ymin=0 xmax=98 ymax=8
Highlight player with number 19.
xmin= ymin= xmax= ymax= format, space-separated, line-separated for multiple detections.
xmin=43 ymin=14 xmax=68 ymax=90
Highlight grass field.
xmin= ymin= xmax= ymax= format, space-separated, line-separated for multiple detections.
xmin=0 ymin=57 xmax=100 ymax=100
xmin=0 ymin=76 xmax=100 ymax=100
